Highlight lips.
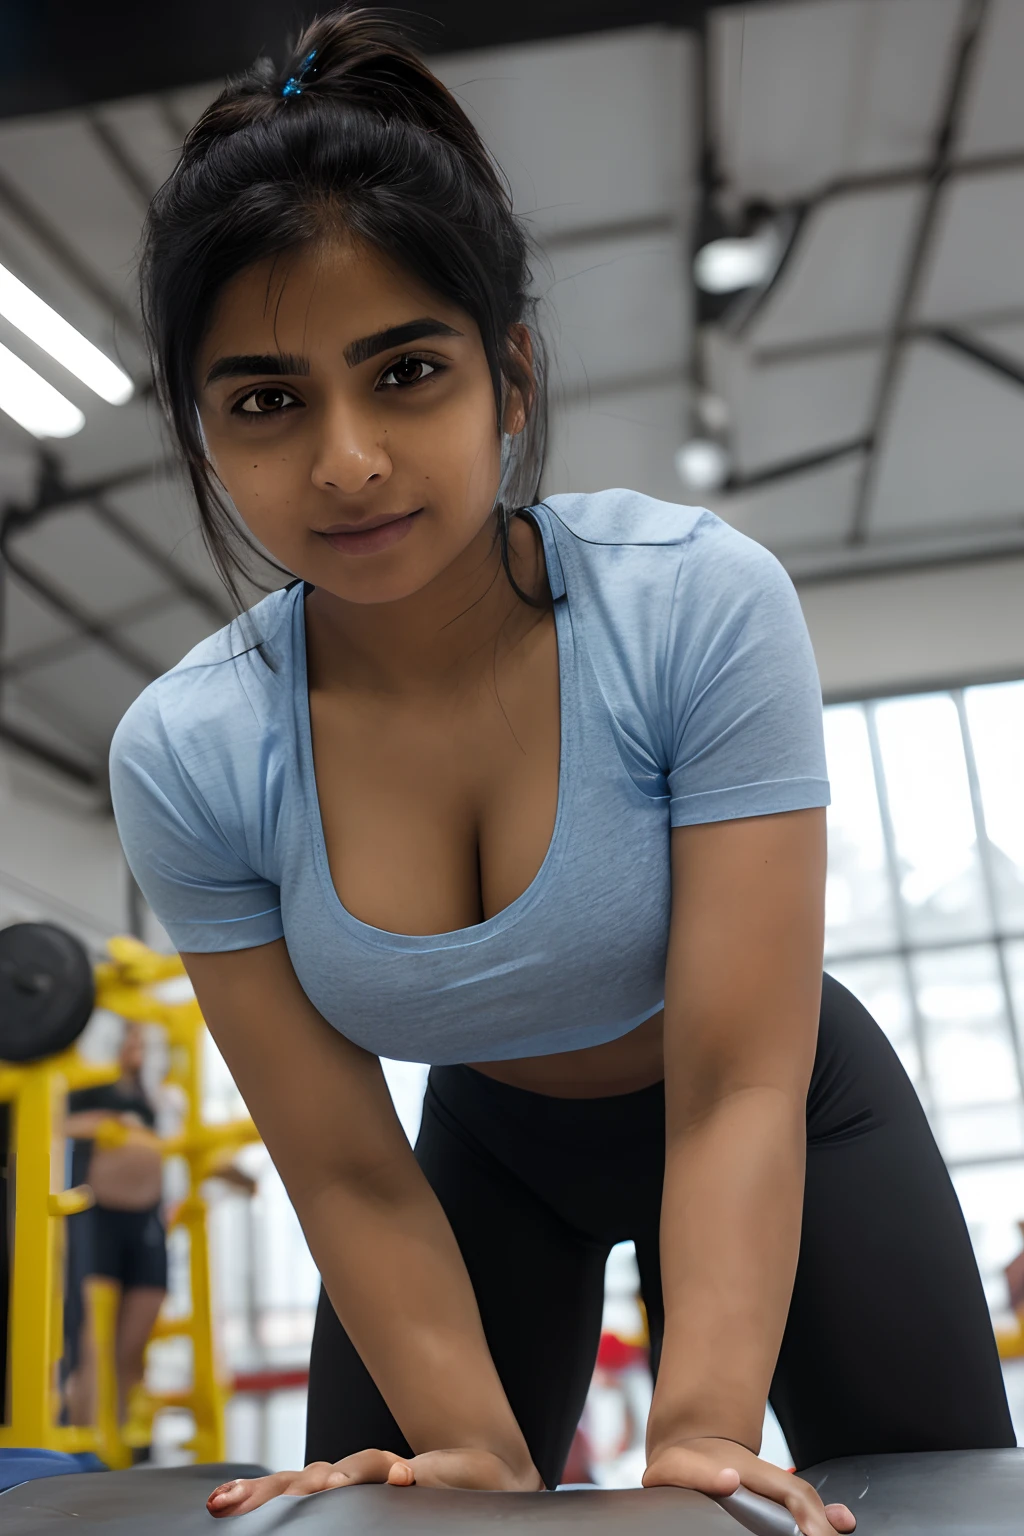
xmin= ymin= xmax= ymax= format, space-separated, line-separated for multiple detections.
xmin=319 ymin=509 xmax=419 ymax=535
xmin=318 ymin=508 xmax=423 ymax=557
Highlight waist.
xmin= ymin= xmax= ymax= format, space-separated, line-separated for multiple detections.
xmin=467 ymin=1007 xmax=665 ymax=1097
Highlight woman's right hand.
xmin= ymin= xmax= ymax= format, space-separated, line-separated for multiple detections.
xmin=207 ymin=1447 xmax=544 ymax=1516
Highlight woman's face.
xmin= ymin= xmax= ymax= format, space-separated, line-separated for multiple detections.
xmin=196 ymin=237 xmax=522 ymax=605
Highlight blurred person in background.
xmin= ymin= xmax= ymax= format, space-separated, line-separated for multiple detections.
xmin=62 ymin=1022 xmax=258 ymax=1433
xmin=63 ymin=1023 xmax=167 ymax=1429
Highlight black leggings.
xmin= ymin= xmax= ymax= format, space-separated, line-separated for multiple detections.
xmin=305 ymin=975 xmax=1013 ymax=1483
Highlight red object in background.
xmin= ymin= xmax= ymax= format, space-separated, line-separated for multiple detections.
xmin=595 ymin=1332 xmax=648 ymax=1372
xmin=232 ymin=1368 xmax=309 ymax=1395
xmin=561 ymin=1425 xmax=594 ymax=1485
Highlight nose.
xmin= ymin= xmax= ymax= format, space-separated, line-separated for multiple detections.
xmin=310 ymin=398 xmax=392 ymax=495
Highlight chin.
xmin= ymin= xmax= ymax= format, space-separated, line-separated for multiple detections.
xmin=316 ymin=559 xmax=443 ymax=607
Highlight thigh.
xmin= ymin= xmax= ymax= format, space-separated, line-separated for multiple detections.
xmin=116 ymin=1285 xmax=165 ymax=1365
xmin=305 ymin=1074 xmax=608 ymax=1488
xmin=772 ymin=974 xmax=1015 ymax=1469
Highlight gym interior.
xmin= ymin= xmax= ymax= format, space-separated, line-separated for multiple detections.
xmin=1 ymin=1 xmax=1024 ymax=1532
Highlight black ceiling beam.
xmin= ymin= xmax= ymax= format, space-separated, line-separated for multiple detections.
xmin=751 ymin=311 xmax=1024 ymax=368
xmin=725 ymin=437 xmax=869 ymax=494
xmin=9 ymin=457 xmax=174 ymax=519
xmin=932 ymin=327 xmax=1024 ymax=392
xmin=847 ymin=0 xmax=991 ymax=545
xmin=0 ymin=718 xmax=100 ymax=786
xmin=0 ymin=1 xmax=770 ymax=121
xmin=6 ymin=455 xmax=234 ymax=629
xmin=87 ymin=495 xmax=234 ymax=627
xmin=0 ymin=584 xmax=187 ymax=681
xmin=790 ymin=529 xmax=1024 ymax=589
xmin=0 ymin=543 xmax=163 ymax=683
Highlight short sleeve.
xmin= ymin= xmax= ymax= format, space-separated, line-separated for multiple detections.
xmin=665 ymin=521 xmax=830 ymax=827
xmin=109 ymin=689 xmax=284 ymax=953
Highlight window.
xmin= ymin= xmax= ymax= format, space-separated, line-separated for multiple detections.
xmin=825 ymin=680 xmax=1024 ymax=1315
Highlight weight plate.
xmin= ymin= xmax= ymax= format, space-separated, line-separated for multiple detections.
xmin=0 ymin=923 xmax=95 ymax=1063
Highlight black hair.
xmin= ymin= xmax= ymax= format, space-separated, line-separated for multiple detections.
xmin=139 ymin=6 xmax=547 ymax=614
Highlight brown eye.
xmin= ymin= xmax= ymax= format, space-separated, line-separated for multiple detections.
xmin=379 ymin=356 xmax=437 ymax=388
xmin=237 ymin=387 xmax=298 ymax=415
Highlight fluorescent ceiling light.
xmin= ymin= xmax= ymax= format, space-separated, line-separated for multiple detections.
xmin=0 ymin=262 xmax=133 ymax=405
xmin=693 ymin=225 xmax=782 ymax=296
xmin=0 ymin=339 xmax=85 ymax=437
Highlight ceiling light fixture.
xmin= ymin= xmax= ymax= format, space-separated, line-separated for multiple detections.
xmin=0 ymin=262 xmax=133 ymax=405
xmin=693 ymin=223 xmax=782 ymax=296
xmin=0 ymin=339 xmax=85 ymax=437
xmin=675 ymin=437 xmax=730 ymax=494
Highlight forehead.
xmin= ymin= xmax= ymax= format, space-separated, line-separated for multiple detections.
xmin=200 ymin=237 xmax=467 ymax=361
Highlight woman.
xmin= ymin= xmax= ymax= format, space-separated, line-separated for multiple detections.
xmin=110 ymin=11 xmax=1013 ymax=1531
xmin=63 ymin=1023 xmax=167 ymax=1428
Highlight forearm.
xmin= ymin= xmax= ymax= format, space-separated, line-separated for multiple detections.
xmin=647 ymin=1086 xmax=805 ymax=1455
xmin=296 ymin=1165 xmax=536 ymax=1478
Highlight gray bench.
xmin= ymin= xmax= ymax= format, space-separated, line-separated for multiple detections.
xmin=2 ymin=1450 xmax=1022 ymax=1535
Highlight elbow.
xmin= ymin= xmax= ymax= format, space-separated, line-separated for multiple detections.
xmin=287 ymin=1145 xmax=421 ymax=1223
xmin=668 ymin=1071 xmax=806 ymax=1136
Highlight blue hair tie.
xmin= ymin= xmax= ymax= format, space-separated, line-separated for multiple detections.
xmin=282 ymin=48 xmax=318 ymax=98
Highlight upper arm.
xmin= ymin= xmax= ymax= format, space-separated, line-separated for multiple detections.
xmin=181 ymin=940 xmax=412 ymax=1206
xmin=109 ymin=686 xmax=283 ymax=954
xmin=659 ymin=522 xmax=830 ymax=1110
xmin=665 ymin=523 xmax=829 ymax=828
xmin=664 ymin=810 xmax=826 ymax=1116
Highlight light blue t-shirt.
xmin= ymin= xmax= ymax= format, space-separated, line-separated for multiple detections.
xmin=110 ymin=490 xmax=830 ymax=1065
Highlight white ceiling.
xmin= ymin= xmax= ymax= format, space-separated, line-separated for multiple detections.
xmin=1 ymin=0 xmax=1022 ymax=783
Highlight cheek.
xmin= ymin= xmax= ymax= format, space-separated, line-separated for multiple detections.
xmin=208 ymin=444 xmax=300 ymax=539
xmin=431 ymin=389 xmax=502 ymax=506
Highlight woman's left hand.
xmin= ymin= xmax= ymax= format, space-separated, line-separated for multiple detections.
xmin=644 ymin=1437 xmax=855 ymax=1536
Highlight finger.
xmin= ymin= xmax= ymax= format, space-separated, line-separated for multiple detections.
xmin=734 ymin=1469 xmax=838 ymax=1536
xmin=207 ymin=1461 xmax=357 ymax=1517
xmin=207 ymin=1472 xmax=295 ymax=1517
xmin=331 ymin=1448 xmax=410 ymax=1486
xmin=402 ymin=1451 xmax=503 ymax=1490
xmin=824 ymin=1503 xmax=856 ymax=1532
xmin=387 ymin=1461 xmax=416 ymax=1486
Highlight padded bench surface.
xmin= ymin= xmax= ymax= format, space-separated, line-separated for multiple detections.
xmin=2 ymin=1449 xmax=1023 ymax=1534
xmin=800 ymin=1449 xmax=1024 ymax=1534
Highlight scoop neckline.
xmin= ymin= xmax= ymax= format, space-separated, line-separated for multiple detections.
xmin=293 ymin=505 xmax=577 ymax=953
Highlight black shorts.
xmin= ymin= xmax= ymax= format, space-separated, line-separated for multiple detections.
xmin=67 ymin=1204 xmax=168 ymax=1293
xmin=63 ymin=1205 xmax=167 ymax=1375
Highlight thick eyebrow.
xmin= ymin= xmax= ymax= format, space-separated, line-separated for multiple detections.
xmin=204 ymin=352 xmax=309 ymax=386
xmin=344 ymin=318 xmax=462 ymax=367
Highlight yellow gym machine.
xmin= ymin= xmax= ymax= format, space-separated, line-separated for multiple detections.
xmin=0 ymin=927 xmax=259 ymax=1467
xmin=0 ymin=1047 xmax=117 ymax=1457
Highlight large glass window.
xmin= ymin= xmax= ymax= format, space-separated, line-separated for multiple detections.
xmin=824 ymin=680 xmax=1024 ymax=1316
